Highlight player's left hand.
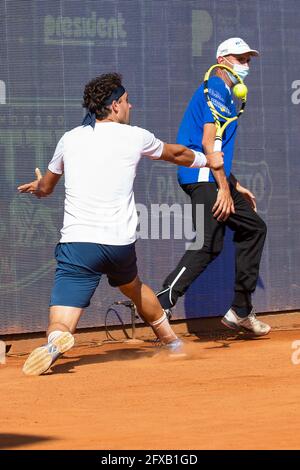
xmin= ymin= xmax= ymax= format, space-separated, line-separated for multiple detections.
xmin=17 ymin=168 xmax=43 ymax=197
xmin=236 ymin=183 xmax=257 ymax=212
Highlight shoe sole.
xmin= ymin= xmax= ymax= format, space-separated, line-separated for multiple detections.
xmin=22 ymin=332 xmax=74 ymax=376
xmin=221 ymin=317 xmax=239 ymax=330
xmin=221 ymin=317 xmax=271 ymax=336
xmin=240 ymin=325 xmax=271 ymax=336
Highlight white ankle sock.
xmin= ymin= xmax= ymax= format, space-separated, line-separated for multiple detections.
xmin=149 ymin=312 xmax=178 ymax=345
xmin=48 ymin=330 xmax=65 ymax=343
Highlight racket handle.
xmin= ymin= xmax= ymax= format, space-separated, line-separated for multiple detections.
xmin=213 ymin=139 xmax=222 ymax=151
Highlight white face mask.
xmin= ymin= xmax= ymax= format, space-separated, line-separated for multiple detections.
xmin=224 ymin=58 xmax=249 ymax=84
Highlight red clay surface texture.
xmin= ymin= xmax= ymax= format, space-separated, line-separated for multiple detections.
xmin=0 ymin=329 xmax=300 ymax=450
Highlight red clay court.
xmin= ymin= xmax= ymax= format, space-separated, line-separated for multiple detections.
xmin=1 ymin=314 xmax=300 ymax=450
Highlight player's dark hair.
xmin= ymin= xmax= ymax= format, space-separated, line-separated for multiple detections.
xmin=82 ymin=73 xmax=123 ymax=119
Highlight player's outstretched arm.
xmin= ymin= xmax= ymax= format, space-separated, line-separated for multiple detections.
xmin=18 ymin=168 xmax=62 ymax=198
xmin=159 ymin=143 xmax=223 ymax=170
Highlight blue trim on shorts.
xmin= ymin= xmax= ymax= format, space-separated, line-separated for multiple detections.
xmin=50 ymin=242 xmax=137 ymax=308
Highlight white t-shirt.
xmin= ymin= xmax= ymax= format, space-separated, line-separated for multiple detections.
xmin=48 ymin=122 xmax=163 ymax=245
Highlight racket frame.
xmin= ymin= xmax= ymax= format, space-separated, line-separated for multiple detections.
xmin=203 ymin=64 xmax=247 ymax=151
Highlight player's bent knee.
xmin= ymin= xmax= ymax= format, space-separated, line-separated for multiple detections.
xmin=118 ymin=275 xmax=141 ymax=296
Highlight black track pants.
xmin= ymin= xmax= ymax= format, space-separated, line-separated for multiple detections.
xmin=159 ymin=180 xmax=267 ymax=315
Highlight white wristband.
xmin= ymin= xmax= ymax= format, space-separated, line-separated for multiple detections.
xmin=190 ymin=150 xmax=207 ymax=168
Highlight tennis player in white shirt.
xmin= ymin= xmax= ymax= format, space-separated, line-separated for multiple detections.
xmin=18 ymin=73 xmax=223 ymax=375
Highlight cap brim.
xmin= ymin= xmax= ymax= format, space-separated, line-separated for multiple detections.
xmin=217 ymin=48 xmax=260 ymax=58
xmin=247 ymin=49 xmax=259 ymax=56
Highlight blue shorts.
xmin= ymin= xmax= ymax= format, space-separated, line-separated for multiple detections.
xmin=50 ymin=242 xmax=137 ymax=308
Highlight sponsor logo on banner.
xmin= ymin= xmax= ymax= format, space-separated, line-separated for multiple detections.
xmin=233 ymin=161 xmax=273 ymax=214
xmin=191 ymin=10 xmax=213 ymax=57
xmin=0 ymin=95 xmax=65 ymax=294
xmin=44 ymin=12 xmax=127 ymax=47
xmin=143 ymin=162 xmax=202 ymax=249
xmin=146 ymin=161 xmax=188 ymax=206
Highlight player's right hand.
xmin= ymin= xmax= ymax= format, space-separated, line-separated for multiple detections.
xmin=206 ymin=151 xmax=224 ymax=170
xmin=212 ymin=186 xmax=235 ymax=221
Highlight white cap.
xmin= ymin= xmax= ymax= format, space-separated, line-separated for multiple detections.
xmin=216 ymin=37 xmax=259 ymax=58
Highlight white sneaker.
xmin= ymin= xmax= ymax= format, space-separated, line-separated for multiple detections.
xmin=23 ymin=332 xmax=75 ymax=376
xmin=221 ymin=309 xmax=271 ymax=336
xmin=158 ymin=338 xmax=187 ymax=358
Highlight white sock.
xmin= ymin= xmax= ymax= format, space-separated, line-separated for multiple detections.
xmin=48 ymin=330 xmax=65 ymax=343
xmin=149 ymin=312 xmax=178 ymax=345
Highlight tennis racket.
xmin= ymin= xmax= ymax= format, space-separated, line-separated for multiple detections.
xmin=203 ymin=64 xmax=247 ymax=151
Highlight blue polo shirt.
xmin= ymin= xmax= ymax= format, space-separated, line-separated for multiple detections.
xmin=177 ymin=76 xmax=238 ymax=184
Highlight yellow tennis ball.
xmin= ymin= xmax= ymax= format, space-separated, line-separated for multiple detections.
xmin=233 ymin=83 xmax=248 ymax=99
